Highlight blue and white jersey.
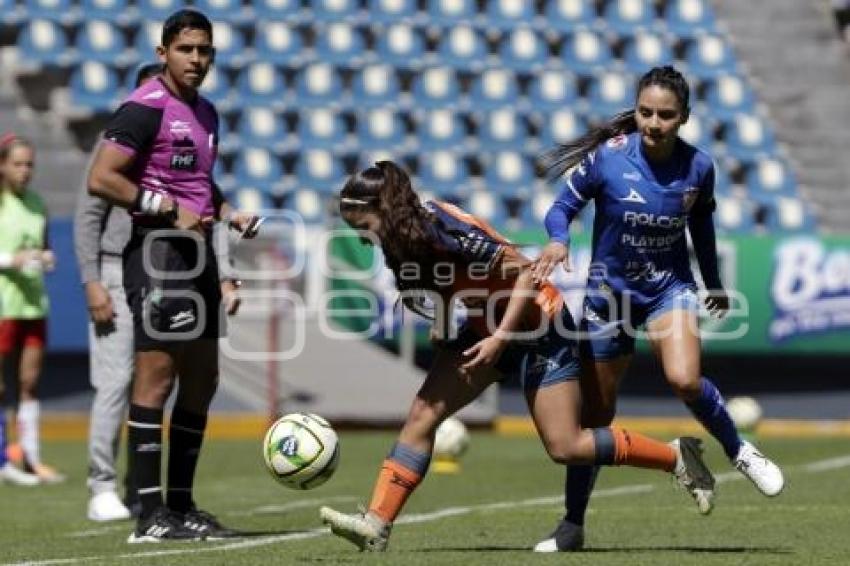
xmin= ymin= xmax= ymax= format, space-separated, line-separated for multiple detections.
xmin=545 ymin=132 xmax=718 ymax=309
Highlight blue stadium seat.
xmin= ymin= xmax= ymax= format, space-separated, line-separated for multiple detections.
xmin=483 ymin=151 xmax=535 ymax=198
xmin=678 ymin=112 xmax=714 ymax=152
xmin=621 ymin=31 xmax=675 ymax=73
xmin=137 ymin=0 xmax=181 ymax=21
xmin=663 ymin=0 xmax=717 ymax=38
xmin=294 ymin=63 xmax=344 ymax=107
xmin=315 ymin=22 xmax=367 ymax=67
xmin=76 ymin=20 xmax=131 ymax=65
xmin=237 ymin=107 xmax=288 ymax=149
xmin=237 ymin=62 xmax=287 ymax=107
xmin=426 ymin=0 xmax=477 ymax=28
xmin=254 ymin=0 xmax=302 ymax=22
xmin=231 ymin=187 xmax=275 ymax=215
xmin=712 ymin=160 xmax=732 ymax=195
xmin=436 ymin=25 xmax=487 ymax=72
xmin=519 ymin=190 xmax=557 ymax=228
xmin=560 ymin=28 xmax=613 ymax=76
xmin=417 ymin=151 xmax=471 ymax=199
xmin=233 ymin=147 xmax=284 ymax=193
xmin=367 ymin=0 xmax=418 ymax=24
xmin=309 ymin=0 xmax=361 ymax=23
xmin=374 ymin=23 xmax=427 ymax=70
xmin=69 ymin=62 xmax=122 ymax=113
xmin=714 ymin=195 xmax=756 ymax=233
xmin=255 ymin=22 xmax=305 ymax=67
xmin=133 ymin=20 xmax=161 ymax=59
xmin=762 ymin=197 xmax=815 ymax=233
xmin=704 ymin=74 xmax=756 ymax=120
xmin=745 ymin=157 xmax=798 ymax=199
xmin=210 ymin=21 xmax=247 ymax=68
xmin=411 ymin=67 xmax=462 ymax=109
xmin=284 ymin=189 xmax=326 ymax=224
xmin=295 ymin=149 xmax=347 ymax=194
xmin=484 ymin=0 xmax=536 ymax=32
xmin=723 ymin=113 xmax=776 ymax=162
xmin=17 ymin=19 xmax=74 ymax=68
xmin=24 ymin=0 xmax=78 ymax=23
xmin=527 ymin=69 xmax=579 ymax=112
xmin=356 ymin=109 xmax=406 ymax=150
xmin=543 ymin=0 xmax=595 ymax=35
xmin=498 ymin=27 xmax=548 ymax=73
xmin=297 ymin=108 xmax=348 ymax=150
xmin=80 ymin=0 xmax=134 ymax=26
xmin=464 ymin=191 xmax=509 ymax=228
xmin=476 ymin=109 xmax=529 ymax=151
xmin=684 ymin=33 xmax=738 ymax=79
xmin=586 ymin=71 xmax=636 ymax=119
xmin=538 ymin=108 xmax=587 ymax=148
xmin=415 ymin=109 xmax=467 ymax=151
xmin=602 ymin=0 xmax=656 ymax=35
xmin=351 ymin=64 xmax=401 ymax=108
xmin=1 ymin=0 xmax=25 ymax=26
xmin=468 ymin=68 xmax=520 ymax=110
xmin=194 ymin=0 xmax=250 ymax=24
xmin=198 ymin=66 xmax=232 ymax=108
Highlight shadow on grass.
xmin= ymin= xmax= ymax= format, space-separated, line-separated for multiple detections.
xmin=413 ymin=545 xmax=793 ymax=554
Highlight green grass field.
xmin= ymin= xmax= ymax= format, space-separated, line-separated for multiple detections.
xmin=1 ymin=432 xmax=848 ymax=565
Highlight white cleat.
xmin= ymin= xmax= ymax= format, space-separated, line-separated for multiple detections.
xmin=733 ymin=440 xmax=784 ymax=497
xmin=0 ymin=463 xmax=40 ymax=486
xmin=319 ymin=506 xmax=390 ymax=552
xmin=88 ymin=491 xmax=132 ymax=522
xmin=671 ymin=437 xmax=716 ymax=515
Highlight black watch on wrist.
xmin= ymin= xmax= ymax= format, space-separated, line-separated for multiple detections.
xmin=161 ymin=200 xmax=179 ymax=224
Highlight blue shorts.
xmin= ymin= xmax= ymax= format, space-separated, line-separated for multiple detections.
xmin=443 ymin=308 xmax=581 ymax=391
xmin=580 ymin=284 xmax=699 ymax=361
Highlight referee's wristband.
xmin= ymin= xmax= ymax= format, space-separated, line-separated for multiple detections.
xmin=133 ymin=189 xmax=164 ymax=215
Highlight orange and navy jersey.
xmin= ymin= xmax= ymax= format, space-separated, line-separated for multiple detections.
xmin=424 ymin=200 xmax=562 ymax=336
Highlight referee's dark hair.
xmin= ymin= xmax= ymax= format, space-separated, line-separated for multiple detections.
xmin=134 ymin=62 xmax=162 ymax=87
xmin=161 ymin=9 xmax=213 ymax=47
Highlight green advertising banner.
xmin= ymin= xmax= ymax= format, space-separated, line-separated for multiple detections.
xmin=328 ymin=228 xmax=850 ymax=354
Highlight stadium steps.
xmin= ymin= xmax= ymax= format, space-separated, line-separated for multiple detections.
xmin=713 ymin=0 xmax=850 ymax=232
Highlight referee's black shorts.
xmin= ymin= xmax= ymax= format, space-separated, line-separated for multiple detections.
xmin=123 ymin=224 xmax=222 ymax=351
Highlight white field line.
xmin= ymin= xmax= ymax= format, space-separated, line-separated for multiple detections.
xmin=8 ymin=454 xmax=850 ymax=566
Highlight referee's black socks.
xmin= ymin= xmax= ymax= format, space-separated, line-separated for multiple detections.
xmin=166 ymin=407 xmax=208 ymax=514
xmin=128 ymin=404 xmax=164 ymax=520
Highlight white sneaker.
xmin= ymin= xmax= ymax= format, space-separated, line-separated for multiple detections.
xmin=88 ymin=491 xmax=132 ymax=522
xmin=733 ymin=441 xmax=784 ymax=497
xmin=320 ymin=506 xmax=390 ymax=552
xmin=0 ymin=463 xmax=40 ymax=486
xmin=670 ymin=437 xmax=716 ymax=515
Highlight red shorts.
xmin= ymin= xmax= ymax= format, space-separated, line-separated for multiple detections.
xmin=0 ymin=319 xmax=47 ymax=355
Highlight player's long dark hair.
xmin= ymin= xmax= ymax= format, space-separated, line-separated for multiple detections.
xmin=339 ymin=161 xmax=444 ymax=292
xmin=542 ymin=65 xmax=691 ymax=179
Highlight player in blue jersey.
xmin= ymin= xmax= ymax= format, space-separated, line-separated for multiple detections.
xmin=530 ymin=66 xmax=784 ymax=552
xmin=319 ymin=160 xmax=717 ymax=552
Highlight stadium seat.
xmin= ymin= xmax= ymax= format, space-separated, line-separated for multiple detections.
xmin=560 ymin=28 xmax=613 ymax=76
xmin=198 ymin=65 xmax=232 ymax=108
xmin=351 ymin=64 xmax=401 ymax=108
xmin=621 ymin=31 xmax=675 ymax=73
xmin=712 ymin=160 xmax=732 ymax=195
xmin=411 ymin=67 xmax=462 ymax=109
xmin=68 ymin=62 xmax=122 ymax=113
xmin=309 ymin=0 xmax=361 ymax=23
xmin=367 ymin=0 xmax=418 ymax=25
xmin=483 ymin=151 xmax=534 ymax=198
xmin=315 ymin=22 xmax=368 ymax=67
xmin=663 ymin=0 xmax=717 ymax=38
xmin=255 ymin=22 xmax=306 ymax=67
xmin=0 ymin=0 xmax=25 ymax=26
xmin=231 ymin=187 xmax=275 ymax=216
xmin=586 ymin=71 xmax=636 ymax=119
xmin=714 ymin=195 xmax=756 ymax=233
xmin=745 ymin=157 xmax=798 ymax=199
xmin=284 ymin=189 xmax=326 ymax=224
xmin=723 ymin=113 xmax=776 ymax=161
xmin=684 ymin=33 xmax=738 ymax=78
xmin=76 ymin=20 xmax=131 ymax=65
xmin=527 ymin=69 xmax=579 ymax=112
xmin=297 ymin=107 xmax=348 ymax=150
xmin=16 ymin=19 xmax=74 ymax=68
xmin=356 ymin=109 xmax=406 ymax=150
xmin=133 ymin=20 xmax=161 ymax=59
xmin=538 ymin=108 xmax=587 ymax=148
xmin=763 ymin=197 xmax=816 ymax=233
xmin=209 ymin=21 xmax=247 ymax=69
xmin=80 ymin=0 xmax=134 ymax=26
xmin=476 ymin=109 xmax=529 ymax=151
xmin=415 ymin=109 xmax=467 ymax=151
xmin=254 ymin=0 xmax=303 ymax=23
xmin=294 ymin=63 xmax=345 ymax=107
xmin=464 ymin=190 xmax=509 ymax=228
xmin=374 ymin=23 xmax=427 ymax=70
xmin=295 ymin=149 xmax=346 ymax=194
xmin=519 ymin=190 xmax=557 ymax=228
xmin=237 ymin=62 xmax=287 ymax=107
xmin=194 ymin=0 xmax=250 ymax=24
xmin=602 ymin=0 xmax=656 ymax=35
xmin=468 ymin=68 xmax=520 ymax=110
xmin=543 ymin=0 xmax=595 ymax=35
xmin=237 ymin=107 xmax=288 ymax=149
xmin=426 ymin=0 xmax=477 ymax=28
xmin=678 ymin=112 xmax=714 ymax=151
xmin=23 ymin=0 xmax=78 ymax=24
xmin=437 ymin=25 xmax=488 ymax=72
xmin=137 ymin=0 xmax=181 ymax=21
xmin=233 ymin=147 xmax=284 ymax=192
xmin=484 ymin=0 xmax=536 ymax=32
xmin=498 ymin=27 xmax=548 ymax=73
xmin=704 ymin=74 xmax=756 ymax=120
xmin=417 ymin=151 xmax=471 ymax=199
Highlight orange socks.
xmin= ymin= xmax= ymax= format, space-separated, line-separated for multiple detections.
xmin=368 ymin=458 xmax=424 ymax=524
xmin=609 ymin=427 xmax=677 ymax=472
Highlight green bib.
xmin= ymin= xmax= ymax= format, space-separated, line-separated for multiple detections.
xmin=0 ymin=189 xmax=49 ymax=319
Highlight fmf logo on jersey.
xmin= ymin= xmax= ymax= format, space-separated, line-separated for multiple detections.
xmin=769 ymin=239 xmax=850 ymax=342
xmin=171 ymin=152 xmax=197 ymax=170
xmin=623 ymin=211 xmax=687 ymax=229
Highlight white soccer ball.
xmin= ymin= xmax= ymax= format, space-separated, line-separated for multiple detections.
xmin=262 ymin=412 xmax=340 ymax=490
xmin=726 ymin=396 xmax=763 ymax=432
xmin=433 ymin=416 xmax=470 ymax=460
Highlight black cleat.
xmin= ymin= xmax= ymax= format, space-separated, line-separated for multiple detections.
xmin=533 ymin=517 xmax=584 ymax=552
xmin=181 ymin=507 xmax=240 ymax=540
xmin=127 ymin=506 xmax=202 ymax=543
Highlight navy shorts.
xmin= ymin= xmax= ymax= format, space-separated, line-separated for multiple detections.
xmin=443 ymin=307 xmax=581 ymax=390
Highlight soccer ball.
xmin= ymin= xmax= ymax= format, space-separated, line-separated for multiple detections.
xmin=726 ymin=396 xmax=763 ymax=432
xmin=262 ymin=413 xmax=340 ymax=490
xmin=433 ymin=416 xmax=470 ymax=460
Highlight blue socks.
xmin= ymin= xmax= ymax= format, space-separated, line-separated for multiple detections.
xmin=564 ymin=465 xmax=600 ymax=526
xmin=685 ymin=377 xmax=742 ymax=460
xmin=388 ymin=442 xmax=431 ymax=475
